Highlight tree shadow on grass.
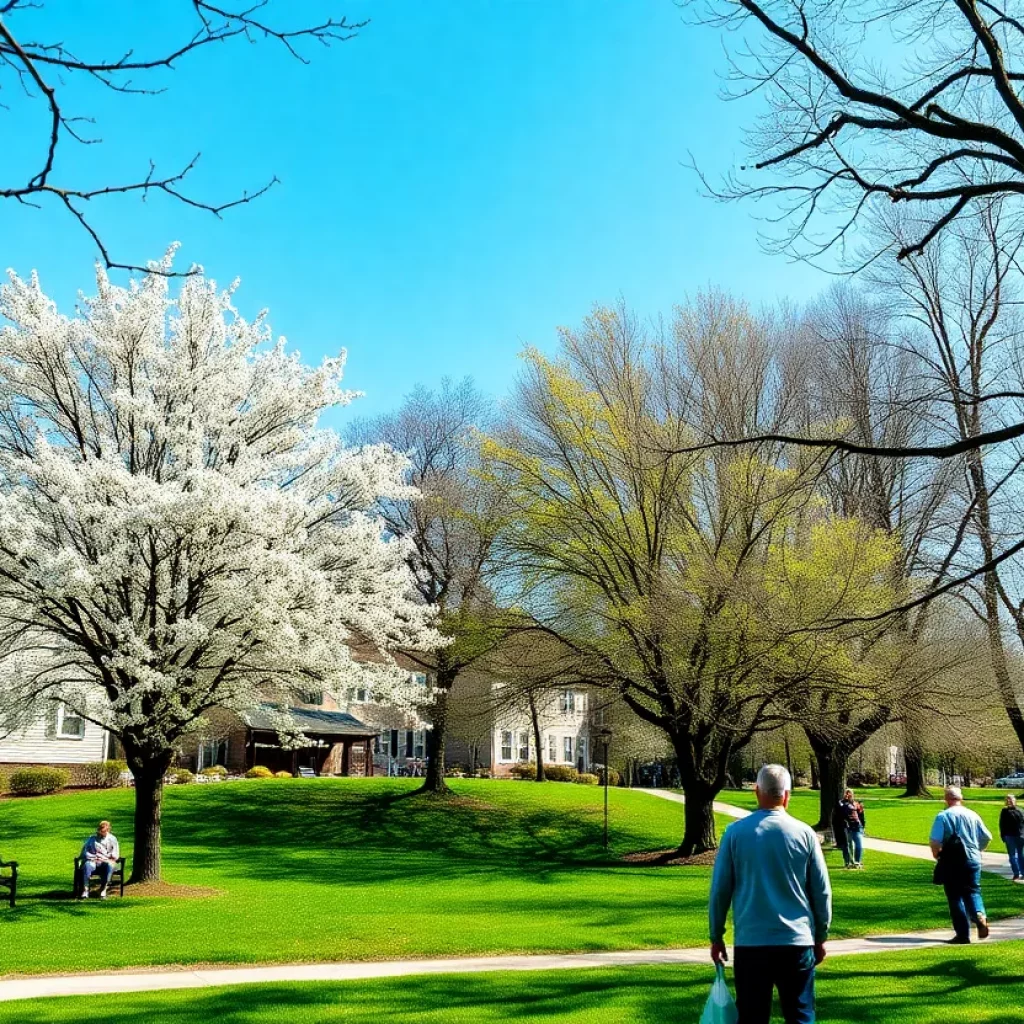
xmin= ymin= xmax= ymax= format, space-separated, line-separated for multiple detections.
xmin=0 ymin=970 xmax=711 ymax=1024
xmin=153 ymin=782 xmax=649 ymax=888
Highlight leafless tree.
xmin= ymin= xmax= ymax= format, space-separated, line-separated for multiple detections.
xmin=866 ymin=206 xmax=1024 ymax=757
xmin=349 ymin=378 xmax=508 ymax=795
xmin=0 ymin=1 xmax=363 ymax=272
xmin=689 ymin=0 xmax=1024 ymax=263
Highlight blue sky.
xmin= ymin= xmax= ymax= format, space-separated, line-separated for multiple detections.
xmin=1 ymin=1 xmax=833 ymax=421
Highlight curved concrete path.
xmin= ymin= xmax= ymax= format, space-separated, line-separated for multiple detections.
xmin=1 ymin=789 xmax=1021 ymax=1004
xmin=637 ymin=788 xmax=1017 ymax=879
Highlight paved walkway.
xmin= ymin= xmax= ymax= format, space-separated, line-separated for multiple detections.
xmin=636 ymin=789 xmax=1017 ymax=878
xmin=3 ymin=912 xmax=1024 ymax=1003
xmin=1 ymin=789 xmax=1020 ymax=1004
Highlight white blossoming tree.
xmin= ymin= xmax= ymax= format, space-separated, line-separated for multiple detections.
xmin=0 ymin=249 xmax=440 ymax=882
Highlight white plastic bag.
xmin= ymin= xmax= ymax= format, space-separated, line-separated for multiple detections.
xmin=699 ymin=962 xmax=739 ymax=1024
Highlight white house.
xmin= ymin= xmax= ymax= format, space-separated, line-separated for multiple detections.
xmin=0 ymin=703 xmax=110 ymax=783
xmin=446 ymin=686 xmax=594 ymax=777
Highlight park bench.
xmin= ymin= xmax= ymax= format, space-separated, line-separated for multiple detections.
xmin=73 ymin=856 xmax=126 ymax=898
xmin=0 ymin=856 xmax=17 ymax=908
xmin=298 ymin=766 xmax=317 ymax=778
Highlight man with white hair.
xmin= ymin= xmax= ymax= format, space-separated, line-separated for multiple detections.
xmin=709 ymin=764 xmax=831 ymax=1024
xmin=929 ymin=786 xmax=992 ymax=943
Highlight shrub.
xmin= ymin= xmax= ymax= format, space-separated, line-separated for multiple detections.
xmin=84 ymin=760 xmax=128 ymax=788
xmin=597 ymin=767 xmax=620 ymax=787
xmin=245 ymin=765 xmax=274 ymax=779
xmin=576 ymin=772 xmax=599 ymax=786
xmin=167 ymin=768 xmax=194 ymax=785
xmin=9 ymin=766 xmax=70 ymax=795
xmin=199 ymin=765 xmax=228 ymax=778
xmin=274 ymin=770 xmax=293 ymax=779
xmin=509 ymin=762 xmax=538 ymax=780
xmin=544 ymin=764 xmax=578 ymax=783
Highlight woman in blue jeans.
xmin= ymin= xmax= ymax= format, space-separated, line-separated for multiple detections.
xmin=1000 ymin=794 xmax=1024 ymax=882
xmin=839 ymin=789 xmax=866 ymax=869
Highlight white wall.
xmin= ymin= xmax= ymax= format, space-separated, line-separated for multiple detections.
xmin=0 ymin=714 xmax=107 ymax=765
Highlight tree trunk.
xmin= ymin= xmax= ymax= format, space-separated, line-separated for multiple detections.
xmin=809 ymin=754 xmax=820 ymax=791
xmin=124 ymin=747 xmax=173 ymax=883
xmin=419 ymin=684 xmax=452 ymax=794
xmin=527 ymin=693 xmax=545 ymax=782
xmin=807 ymin=735 xmax=849 ymax=832
xmin=671 ymin=732 xmax=728 ymax=855
xmin=680 ymin=786 xmax=718 ymax=856
xmin=902 ymin=729 xmax=932 ymax=798
xmin=419 ymin=670 xmax=456 ymax=795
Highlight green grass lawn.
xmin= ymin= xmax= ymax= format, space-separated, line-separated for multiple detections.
xmin=1 ymin=941 xmax=1021 ymax=1023
xmin=717 ymin=786 xmax=1021 ymax=853
xmin=0 ymin=779 xmax=1019 ymax=976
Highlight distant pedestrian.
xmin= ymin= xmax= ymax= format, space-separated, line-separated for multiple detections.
xmin=929 ymin=786 xmax=993 ymax=943
xmin=999 ymin=794 xmax=1024 ymax=883
xmin=709 ymin=764 xmax=832 ymax=1024
xmin=837 ymin=789 xmax=866 ymax=869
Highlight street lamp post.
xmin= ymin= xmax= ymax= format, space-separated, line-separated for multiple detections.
xmin=596 ymin=725 xmax=613 ymax=850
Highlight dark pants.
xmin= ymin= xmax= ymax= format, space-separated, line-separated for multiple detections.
xmin=943 ymin=864 xmax=986 ymax=941
xmin=734 ymin=945 xmax=816 ymax=1024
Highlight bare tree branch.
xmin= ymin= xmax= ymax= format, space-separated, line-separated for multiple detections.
xmin=0 ymin=2 xmax=365 ymax=272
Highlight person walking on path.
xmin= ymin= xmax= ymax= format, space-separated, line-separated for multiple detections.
xmin=837 ymin=789 xmax=866 ymax=869
xmin=999 ymin=794 xmax=1024 ymax=882
xmin=929 ymin=786 xmax=993 ymax=944
xmin=709 ymin=764 xmax=832 ymax=1024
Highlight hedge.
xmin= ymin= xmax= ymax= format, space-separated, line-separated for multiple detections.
xmin=167 ymin=768 xmax=195 ymax=785
xmin=597 ymin=767 xmax=620 ymax=787
xmin=274 ymin=770 xmax=293 ymax=779
xmin=9 ymin=766 xmax=71 ymax=795
xmin=199 ymin=765 xmax=228 ymax=777
xmin=245 ymin=765 xmax=274 ymax=779
xmin=543 ymin=765 xmax=578 ymax=783
xmin=83 ymin=760 xmax=128 ymax=788
xmin=576 ymin=773 xmax=599 ymax=785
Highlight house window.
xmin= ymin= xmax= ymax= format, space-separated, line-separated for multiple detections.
xmin=559 ymin=690 xmax=575 ymax=714
xmin=501 ymin=730 xmax=513 ymax=761
xmin=547 ymin=735 xmax=556 ymax=763
xmin=412 ymin=672 xmax=428 ymax=688
xmin=563 ymin=736 xmax=574 ymax=763
xmin=301 ymin=689 xmax=324 ymax=705
xmin=404 ymin=730 xmax=414 ymax=758
xmin=518 ymin=731 xmax=530 ymax=762
xmin=413 ymin=730 xmax=425 ymax=759
xmin=56 ymin=704 xmax=85 ymax=739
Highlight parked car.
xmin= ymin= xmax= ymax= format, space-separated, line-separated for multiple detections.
xmin=994 ymin=771 xmax=1024 ymax=788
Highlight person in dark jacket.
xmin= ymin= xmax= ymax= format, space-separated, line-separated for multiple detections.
xmin=1000 ymin=794 xmax=1024 ymax=882
xmin=838 ymin=790 xmax=866 ymax=869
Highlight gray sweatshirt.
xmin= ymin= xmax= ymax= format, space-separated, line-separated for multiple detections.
xmin=709 ymin=808 xmax=832 ymax=947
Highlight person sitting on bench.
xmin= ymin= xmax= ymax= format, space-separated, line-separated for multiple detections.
xmin=79 ymin=820 xmax=119 ymax=899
